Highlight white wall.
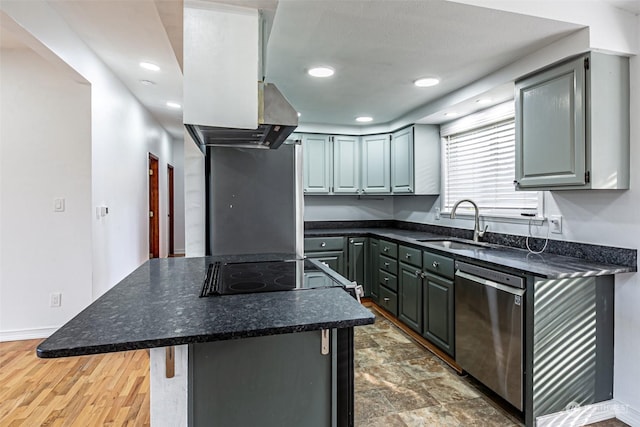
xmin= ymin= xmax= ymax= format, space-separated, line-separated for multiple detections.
xmin=1 ymin=2 xmax=176 ymax=337
xmin=184 ymin=132 xmax=205 ymax=257
xmin=0 ymin=48 xmax=92 ymax=339
xmin=172 ymin=138 xmax=186 ymax=254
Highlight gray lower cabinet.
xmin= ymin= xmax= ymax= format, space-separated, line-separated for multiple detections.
xmin=398 ymin=245 xmax=424 ymax=333
xmin=304 ymin=237 xmax=346 ymax=276
xmin=367 ymin=238 xmax=379 ymax=301
xmin=347 ymin=237 xmax=367 ymax=289
xmin=398 ymin=262 xmax=423 ymax=333
xmin=378 ymin=240 xmax=398 ymax=315
xmin=305 ymin=251 xmax=345 ymax=276
xmin=423 ymin=272 xmax=454 ymax=357
xmin=421 ymin=250 xmax=455 ymax=357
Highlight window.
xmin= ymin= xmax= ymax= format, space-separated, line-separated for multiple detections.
xmin=441 ymin=102 xmax=539 ymax=217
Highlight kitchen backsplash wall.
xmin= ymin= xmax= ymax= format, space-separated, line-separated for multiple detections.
xmin=304 ymin=195 xmax=394 ymax=221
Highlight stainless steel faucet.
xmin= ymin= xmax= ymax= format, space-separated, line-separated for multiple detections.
xmin=450 ymin=199 xmax=488 ymax=242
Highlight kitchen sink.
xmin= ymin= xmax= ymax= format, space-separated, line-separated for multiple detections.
xmin=416 ymin=239 xmax=493 ymax=250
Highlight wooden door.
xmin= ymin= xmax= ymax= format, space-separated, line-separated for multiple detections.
xmin=167 ymin=164 xmax=174 ymax=256
xmin=149 ymin=154 xmax=160 ymax=258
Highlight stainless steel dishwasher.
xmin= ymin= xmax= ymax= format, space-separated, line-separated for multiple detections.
xmin=455 ymin=261 xmax=525 ymax=411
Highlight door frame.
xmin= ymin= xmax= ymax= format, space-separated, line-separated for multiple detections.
xmin=149 ymin=153 xmax=160 ymax=258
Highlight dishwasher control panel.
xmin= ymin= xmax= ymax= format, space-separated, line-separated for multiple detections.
xmin=455 ymin=261 xmax=524 ymax=289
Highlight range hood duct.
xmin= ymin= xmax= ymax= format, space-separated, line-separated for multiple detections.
xmin=185 ymin=82 xmax=298 ymax=150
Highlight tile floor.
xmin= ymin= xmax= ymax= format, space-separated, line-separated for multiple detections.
xmin=354 ymin=309 xmax=629 ymax=427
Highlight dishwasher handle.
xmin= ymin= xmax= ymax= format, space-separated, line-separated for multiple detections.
xmin=455 ymin=271 xmax=525 ymax=297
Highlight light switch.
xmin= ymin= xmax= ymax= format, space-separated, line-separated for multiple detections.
xmin=54 ymin=198 xmax=65 ymax=212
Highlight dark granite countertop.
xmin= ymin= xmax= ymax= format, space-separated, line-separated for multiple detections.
xmin=37 ymin=254 xmax=375 ymax=359
xmin=305 ymin=228 xmax=635 ymax=279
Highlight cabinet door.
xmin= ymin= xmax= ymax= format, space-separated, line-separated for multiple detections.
xmin=391 ymin=127 xmax=414 ymax=193
xmin=398 ymin=262 xmax=423 ymax=333
xmin=303 ymin=134 xmax=332 ymax=193
xmin=423 ymin=273 xmax=454 ymax=357
xmin=333 ymin=136 xmax=360 ymax=194
xmin=305 ymin=250 xmax=345 ymax=276
xmin=515 ymin=55 xmax=586 ymax=189
xmin=361 ymin=134 xmax=390 ymax=193
xmin=367 ymin=239 xmax=379 ymax=301
xmin=347 ymin=237 xmax=366 ymax=288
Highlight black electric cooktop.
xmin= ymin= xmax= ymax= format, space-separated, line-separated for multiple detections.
xmin=200 ymin=259 xmax=342 ymax=297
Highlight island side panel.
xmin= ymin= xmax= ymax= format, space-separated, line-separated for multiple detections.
xmin=531 ymin=275 xmax=614 ymax=422
xmin=150 ymin=345 xmax=189 ymax=427
xmin=188 ymin=330 xmax=335 ymax=427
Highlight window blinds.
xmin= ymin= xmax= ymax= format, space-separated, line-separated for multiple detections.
xmin=443 ymin=118 xmax=538 ymax=215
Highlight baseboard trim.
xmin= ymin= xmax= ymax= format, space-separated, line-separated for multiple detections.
xmin=617 ymin=402 xmax=640 ymax=427
xmin=0 ymin=327 xmax=57 ymax=342
xmin=536 ymin=400 xmax=638 ymax=427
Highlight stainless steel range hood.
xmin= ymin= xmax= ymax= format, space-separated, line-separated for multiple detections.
xmin=185 ymin=82 xmax=298 ymax=150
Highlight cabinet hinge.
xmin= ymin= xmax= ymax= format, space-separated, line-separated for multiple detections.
xmin=584 ymin=57 xmax=590 ymax=70
xmin=585 ymin=170 xmax=590 ymax=183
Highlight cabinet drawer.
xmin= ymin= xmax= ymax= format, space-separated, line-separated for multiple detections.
xmin=379 ymin=286 xmax=398 ymax=317
xmin=423 ymin=251 xmax=454 ymax=279
xmin=304 ymin=237 xmax=345 ymax=252
xmin=379 ymin=241 xmax=398 ymax=258
xmin=379 ymin=255 xmax=398 ymax=275
xmin=399 ymin=245 xmax=422 ymax=268
xmin=379 ymin=270 xmax=398 ymax=292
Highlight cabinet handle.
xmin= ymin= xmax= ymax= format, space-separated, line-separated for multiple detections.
xmin=383 ymin=247 xmax=389 ymax=252
xmin=384 ymin=262 xmax=390 ymax=267
xmin=415 ymin=270 xmax=422 ymax=277
xmin=432 ymin=261 xmax=439 ymax=268
xmin=405 ymin=253 xmax=411 ymax=259
xmin=383 ymin=297 xmax=390 ymax=303
xmin=321 ymin=242 xmax=326 ymax=247
xmin=350 ymin=239 xmax=354 ymax=244
xmin=384 ymin=277 xmax=389 ymax=282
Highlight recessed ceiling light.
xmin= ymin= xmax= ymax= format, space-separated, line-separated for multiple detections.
xmin=356 ymin=116 xmax=373 ymax=123
xmin=308 ymin=67 xmax=334 ymax=78
xmin=140 ymin=79 xmax=156 ymax=86
xmin=166 ymin=101 xmax=181 ymax=109
xmin=297 ymin=112 xmax=301 ymax=117
xmin=476 ymin=98 xmax=492 ymax=104
xmin=414 ymin=77 xmax=440 ymax=87
xmin=140 ymin=61 xmax=160 ymax=72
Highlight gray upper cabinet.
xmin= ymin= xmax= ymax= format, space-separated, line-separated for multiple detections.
xmin=391 ymin=127 xmax=414 ymax=193
xmin=332 ymin=135 xmax=361 ymax=194
xmin=391 ymin=125 xmax=440 ymax=195
xmin=361 ymin=134 xmax=391 ymax=194
xmin=303 ymin=134 xmax=331 ymax=194
xmin=515 ymin=52 xmax=629 ymax=191
xmin=302 ymin=134 xmax=360 ymax=194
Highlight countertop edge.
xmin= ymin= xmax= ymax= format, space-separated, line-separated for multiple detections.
xmin=36 ymin=315 xmax=375 ymax=359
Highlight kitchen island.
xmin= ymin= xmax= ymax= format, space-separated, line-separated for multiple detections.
xmin=37 ymin=254 xmax=374 ymax=426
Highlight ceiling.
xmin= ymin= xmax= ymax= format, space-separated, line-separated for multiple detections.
xmin=3 ymin=0 xmax=634 ymax=137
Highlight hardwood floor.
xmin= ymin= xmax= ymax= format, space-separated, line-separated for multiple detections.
xmin=0 ymin=340 xmax=150 ymax=426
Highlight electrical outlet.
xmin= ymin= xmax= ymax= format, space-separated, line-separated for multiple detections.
xmin=54 ymin=198 xmax=65 ymax=212
xmin=550 ymin=215 xmax=563 ymax=234
xmin=50 ymin=292 xmax=62 ymax=308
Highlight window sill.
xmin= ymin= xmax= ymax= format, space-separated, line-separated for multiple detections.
xmin=441 ymin=211 xmax=545 ymax=225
